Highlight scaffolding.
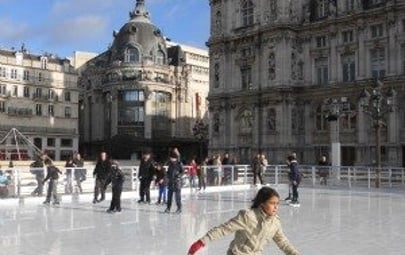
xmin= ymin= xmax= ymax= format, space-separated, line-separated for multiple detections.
xmin=0 ymin=128 xmax=43 ymax=161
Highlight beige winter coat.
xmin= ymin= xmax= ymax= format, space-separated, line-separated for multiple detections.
xmin=201 ymin=208 xmax=300 ymax=255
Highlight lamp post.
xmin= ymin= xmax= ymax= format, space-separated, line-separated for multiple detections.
xmin=192 ymin=119 xmax=209 ymax=162
xmin=324 ymin=97 xmax=350 ymax=168
xmin=361 ymin=79 xmax=393 ymax=188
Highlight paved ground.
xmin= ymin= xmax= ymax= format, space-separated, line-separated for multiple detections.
xmin=0 ymin=186 xmax=404 ymax=255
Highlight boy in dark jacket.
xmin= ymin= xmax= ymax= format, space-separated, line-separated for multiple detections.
xmin=43 ymin=160 xmax=63 ymax=205
xmin=107 ymin=161 xmax=125 ymax=213
xmin=288 ymin=155 xmax=301 ymax=207
xmin=164 ymin=151 xmax=184 ymax=214
xmin=93 ymin=152 xmax=112 ymax=204
xmin=137 ymin=151 xmax=155 ymax=204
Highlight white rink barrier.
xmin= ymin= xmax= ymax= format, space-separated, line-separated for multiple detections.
xmin=0 ymin=164 xmax=404 ymax=199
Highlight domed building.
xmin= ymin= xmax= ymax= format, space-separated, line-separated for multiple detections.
xmin=78 ymin=0 xmax=209 ymax=160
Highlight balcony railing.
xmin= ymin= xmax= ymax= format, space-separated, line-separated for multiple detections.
xmin=7 ymin=107 xmax=33 ymax=117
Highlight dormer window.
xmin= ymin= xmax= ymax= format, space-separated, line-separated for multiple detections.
xmin=41 ymin=57 xmax=48 ymax=69
xmin=241 ymin=0 xmax=254 ymax=26
xmin=126 ymin=47 xmax=140 ymax=63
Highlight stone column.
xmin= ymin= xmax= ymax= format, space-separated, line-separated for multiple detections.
xmin=357 ymin=21 xmax=367 ymax=79
xmin=144 ymin=96 xmax=153 ymax=139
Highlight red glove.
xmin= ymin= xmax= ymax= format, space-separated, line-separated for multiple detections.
xmin=188 ymin=240 xmax=205 ymax=255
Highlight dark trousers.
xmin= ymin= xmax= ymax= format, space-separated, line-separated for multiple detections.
xmin=109 ymin=182 xmax=123 ymax=211
xmin=158 ymin=184 xmax=167 ymax=203
xmin=94 ymin=178 xmax=106 ymax=201
xmin=292 ymin=183 xmax=299 ymax=201
xmin=139 ymin=178 xmax=152 ymax=202
xmin=167 ymin=187 xmax=181 ymax=210
xmin=33 ymin=174 xmax=44 ymax=195
xmin=198 ymin=174 xmax=206 ymax=190
xmin=45 ymin=179 xmax=59 ymax=203
xmin=253 ymin=171 xmax=263 ymax=185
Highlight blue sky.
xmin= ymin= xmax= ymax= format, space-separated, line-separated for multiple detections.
xmin=0 ymin=0 xmax=210 ymax=58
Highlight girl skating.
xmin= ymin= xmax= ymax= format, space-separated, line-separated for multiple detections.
xmin=188 ymin=187 xmax=300 ymax=255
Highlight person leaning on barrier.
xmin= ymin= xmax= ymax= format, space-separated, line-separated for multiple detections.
xmin=30 ymin=154 xmax=46 ymax=196
xmin=73 ymin=153 xmax=85 ymax=193
xmin=42 ymin=159 xmax=63 ymax=205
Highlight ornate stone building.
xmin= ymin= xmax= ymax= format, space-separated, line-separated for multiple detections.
xmin=0 ymin=47 xmax=79 ymax=160
xmin=208 ymin=0 xmax=405 ymax=166
xmin=79 ymin=0 xmax=209 ymax=160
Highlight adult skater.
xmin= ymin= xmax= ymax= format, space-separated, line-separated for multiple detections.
xmin=188 ymin=187 xmax=300 ymax=255
xmin=30 ymin=154 xmax=46 ymax=196
xmin=107 ymin=161 xmax=124 ymax=213
xmin=288 ymin=154 xmax=301 ymax=207
xmin=137 ymin=151 xmax=155 ymax=204
xmin=164 ymin=150 xmax=184 ymax=214
xmin=42 ymin=160 xmax=63 ymax=205
xmin=73 ymin=153 xmax=86 ymax=193
xmin=93 ymin=152 xmax=112 ymax=204
xmin=252 ymin=153 xmax=264 ymax=186
xmin=318 ymin=155 xmax=329 ymax=186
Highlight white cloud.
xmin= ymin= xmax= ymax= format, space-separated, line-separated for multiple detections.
xmin=46 ymin=15 xmax=109 ymax=45
xmin=0 ymin=18 xmax=30 ymax=41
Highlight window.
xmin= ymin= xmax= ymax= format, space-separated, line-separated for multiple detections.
xmin=65 ymin=107 xmax=71 ymax=118
xmin=315 ymin=58 xmax=329 ymax=85
xmin=317 ymin=0 xmax=328 ymax=18
xmin=340 ymin=104 xmax=357 ymax=131
xmin=342 ymin=30 xmax=354 ymax=43
xmin=267 ymin=108 xmax=276 ymax=132
xmin=47 ymin=138 xmax=55 ymax=147
xmin=23 ymin=87 xmax=30 ymax=98
xmin=0 ymin=101 xmax=5 ymax=113
xmin=241 ymin=0 xmax=254 ymax=26
xmin=120 ymin=90 xmax=144 ymax=102
xmin=35 ymin=88 xmax=42 ymax=98
xmin=48 ymin=89 xmax=55 ymax=100
xmin=156 ymin=50 xmax=165 ymax=65
xmin=316 ymin=36 xmax=327 ymax=48
xmin=64 ymin=91 xmax=71 ymax=102
xmin=48 ymin=105 xmax=54 ymax=117
xmin=12 ymin=85 xmax=18 ymax=97
xmin=38 ymin=72 xmax=42 ymax=82
xmin=370 ymin=48 xmax=385 ymax=79
xmin=35 ymin=104 xmax=42 ymax=116
xmin=41 ymin=57 xmax=48 ymax=69
xmin=33 ymin=138 xmax=42 ymax=149
xmin=0 ymin=84 xmax=6 ymax=95
xmin=118 ymin=106 xmax=145 ymax=125
xmin=342 ymin=54 xmax=356 ymax=82
xmin=11 ymin=69 xmax=17 ymax=79
xmin=370 ymin=24 xmax=384 ymax=38
xmin=0 ymin=67 xmax=6 ymax=77
xmin=23 ymin=70 xmax=30 ymax=81
xmin=61 ymin=139 xmax=73 ymax=147
xmin=126 ymin=47 xmax=140 ymax=63
xmin=241 ymin=67 xmax=252 ymax=90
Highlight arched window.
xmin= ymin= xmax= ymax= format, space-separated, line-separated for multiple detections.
xmin=126 ymin=47 xmax=140 ymax=63
xmin=241 ymin=0 xmax=254 ymax=26
xmin=156 ymin=50 xmax=165 ymax=65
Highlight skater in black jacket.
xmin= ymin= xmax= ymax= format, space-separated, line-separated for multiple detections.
xmin=107 ymin=161 xmax=125 ymax=213
xmin=43 ymin=160 xmax=62 ymax=205
xmin=93 ymin=152 xmax=112 ymax=204
xmin=164 ymin=151 xmax=184 ymax=214
xmin=137 ymin=151 xmax=155 ymax=204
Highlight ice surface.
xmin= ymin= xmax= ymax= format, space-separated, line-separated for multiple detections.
xmin=1 ymin=186 xmax=405 ymax=255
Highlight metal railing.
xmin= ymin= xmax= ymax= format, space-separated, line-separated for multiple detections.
xmin=0 ymin=164 xmax=404 ymax=199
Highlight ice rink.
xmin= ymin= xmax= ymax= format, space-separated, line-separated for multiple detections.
xmin=1 ymin=186 xmax=404 ymax=255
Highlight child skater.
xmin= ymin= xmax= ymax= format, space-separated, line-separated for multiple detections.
xmin=107 ymin=161 xmax=124 ymax=213
xmin=155 ymin=163 xmax=167 ymax=205
xmin=43 ymin=160 xmax=63 ymax=205
xmin=188 ymin=187 xmax=300 ymax=255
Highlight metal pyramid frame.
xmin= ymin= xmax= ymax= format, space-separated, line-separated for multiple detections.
xmin=0 ymin=128 xmax=43 ymax=161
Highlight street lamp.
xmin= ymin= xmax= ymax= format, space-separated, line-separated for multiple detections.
xmin=361 ymin=79 xmax=393 ymax=188
xmin=324 ymin=97 xmax=350 ymax=167
xmin=192 ymin=119 xmax=209 ymax=162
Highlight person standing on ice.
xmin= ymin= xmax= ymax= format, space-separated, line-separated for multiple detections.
xmin=93 ymin=152 xmax=112 ymax=204
xmin=42 ymin=160 xmax=63 ymax=205
xmin=164 ymin=150 xmax=184 ymax=214
xmin=187 ymin=187 xmax=300 ymax=255
xmin=107 ymin=160 xmax=124 ymax=213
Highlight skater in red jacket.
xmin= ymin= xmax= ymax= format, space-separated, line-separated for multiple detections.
xmin=188 ymin=187 xmax=300 ymax=255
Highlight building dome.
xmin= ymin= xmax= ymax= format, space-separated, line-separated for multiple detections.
xmin=109 ymin=0 xmax=167 ymax=65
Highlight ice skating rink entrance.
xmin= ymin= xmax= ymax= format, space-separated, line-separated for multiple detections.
xmin=0 ymin=186 xmax=404 ymax=255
